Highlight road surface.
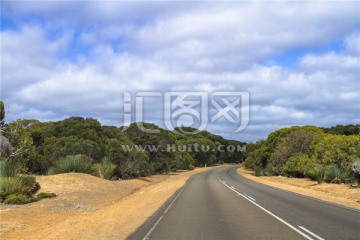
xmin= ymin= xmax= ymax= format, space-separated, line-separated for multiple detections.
xmin=129 ymin=166 xmax=360 ymax=240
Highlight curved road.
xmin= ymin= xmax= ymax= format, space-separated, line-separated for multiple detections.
xmin=129 ymin=166 xmax=360 ymax=240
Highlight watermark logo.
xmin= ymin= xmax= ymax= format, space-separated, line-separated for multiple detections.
xmin=119 ymin=144 xmax=246 ymax=153
xmin=122 ymin=91 xmax=249 ymax=135
xmin=165 ymin=92 xmax=208 ymax=135
xmin=211 ymin=92 xmax=249 ymax=133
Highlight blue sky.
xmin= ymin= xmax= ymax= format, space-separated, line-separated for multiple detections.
xmin=1 ymin=1 xmax=359 ymax=142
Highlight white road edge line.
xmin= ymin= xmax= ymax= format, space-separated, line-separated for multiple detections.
xmin=247 ymin=196 xmax=256 ymax=201
xmin=299 ymin=226 xmax=325 ymax=240
xmin=142 ymin=187 xmax=185 ymax=240
xmin=218 ymin=176 xmax=316 ymax=240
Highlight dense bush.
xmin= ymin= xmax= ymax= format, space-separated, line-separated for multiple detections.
xmin=17 ymin=175 xmax=38 ymax=193
xmin=0 ymin=161 xmax=17 ymax=177
xmin=17 ymin=175 xmax=36 ymax=187
xmin=37 ymin=192 xmax=57 ymax=199
xmin=0 ymin=161 xmax=39 ymax=201
xmin=325 ymin=165 xmax=348 ymax=183
xmin=322 ymin=124 xmax=360 ymax=136
xmin=4 ymin=194 xmax=38 ymax=204
xmin=50 ymin=155 xmax=93 ymax=174
xmin=265 ymin=128 xmax=320 ymax=176
xmin=92 ymin=157 xmax=117 ymax=179
xmin=244 ymin=125 xmax=360 ymax=184
xmin=283 ymin=155 xmax=314 ymax=178
xmin=307 ymin=166 xmax=326 ymax=184
xmin=1 ymin=117 xmax=245 ymax=176
xmin=0 ymin=175 xmax=38 ymax=199
xmin=0 ymin=177 xmax=24 ymax=199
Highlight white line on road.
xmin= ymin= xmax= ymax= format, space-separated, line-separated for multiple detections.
xmin=299 ymin=226 xmax=325 ymax=240
xmin=142 ymin=187 xmax=186 ymax=240
xmin=246 ymin=196 xmax=256 ymax=201
xmin=244 ymin=194 xmax=256 ymax=201
xmin=218 ymin=176 xmax=320 ymax=240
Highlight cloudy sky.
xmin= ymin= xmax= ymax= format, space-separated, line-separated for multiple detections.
xmin=1 ymin=1 xmax=359 ymax=142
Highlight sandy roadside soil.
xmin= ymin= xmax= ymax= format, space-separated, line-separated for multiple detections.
xmin=0 ymin=167 xmax=214 ymax=240
xmin=237 ymin=167 xmax=360 ymax=210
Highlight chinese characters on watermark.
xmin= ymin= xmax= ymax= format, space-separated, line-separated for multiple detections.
xmin=122 ymin=91 xmax=249 ymax=135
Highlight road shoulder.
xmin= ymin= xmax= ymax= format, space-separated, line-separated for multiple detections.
xmin=237 ymin=167 xmax=360 ymax=211
xmin=0 ymin=167 xmax=216 ymax=240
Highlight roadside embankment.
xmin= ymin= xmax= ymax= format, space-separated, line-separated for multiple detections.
xmin=0 ymin=167 xmax=215 ymax=239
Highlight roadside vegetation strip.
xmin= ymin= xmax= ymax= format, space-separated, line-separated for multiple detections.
xmin=237 ymin=167 xmax=360 ymax=211
xmin=243 ymin=125 xmax=359 ymax=183
xmin=218 ymin=176 xmax=324 ymax=240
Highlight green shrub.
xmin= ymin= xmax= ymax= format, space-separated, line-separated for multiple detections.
xmin=93 ymin=157 xmax=117 ymax=180
xmin=332 ymin=170 xmax=348 ymax=184
xmin=50 ymin=155 xmax=93 ymax=175
xmin=0 ymin=161 xmax=39 ymax=200
xmin=283 ymin=155 xmax=314 ymax=178
xmin=0 ymin=161 xmax=18 ymax=177
xmin=17 ymin=175 xmax=36 ymax=188
xmin=37 ymin=192 xmax=57 ymax=199
xmin=254 ymin=166 xmax=263 ymax=176
xmin=243 ymin=155 xmax=261 ymax=170
xmin=0 ymin=177 xmax=24 ymax=198
xmin=307 ymin=166 xmax=326 ymax=184
xmin=325 ymin=165 xmax=348 ymax=183
xmin=0 ymin=175 xmax=39 ymax=199
xmin=4 ymin=194 xmax=38 ymax=204
xmin=17 ymin=175 xmax=39 ymax=194
xmin=188 ymin=164 xmax=195 ymax=170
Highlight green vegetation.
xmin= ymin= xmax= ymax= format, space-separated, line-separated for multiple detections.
xmin=50 ymin=155 xmax=93 ymax=174
xmin=283 ymin=155 xmax=314 ymax=178
xmin=2 ymin=98 xmax=359 ymax=188
xmin=4 ymin=193 xmax=38 ymax=204
xmin=244 ymin=125 xmax=360 ymax=185
xmin=93 ymin=157 xmax=117 ymax=179
xmin=0 ymin=177 xmax=24 ymax=199
xmin=322 ymin=124 xmax=360 ymax=136
xmin=0 ymin=160 xmax=39 ymax=201
xmin=16 ymin=175 xmax=37 ymax=191
xmin=1 ymin=115 xmax=245 ymax=178
xmin=0 ymin=160 xmax=17 ymax=177
xmin=0 ymin=175 xmax=38 ymax=199
xmin=307 ymin=166 xmax=326 ymax=184
xmin=0 ymin=160 xmax=55 ymax=204
xmin=37 ymin=192 xmax=57 ymax=199
xmin=325 ymin=165 xmax=348 ymax=184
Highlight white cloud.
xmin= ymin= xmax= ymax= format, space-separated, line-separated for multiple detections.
xmin=1 ymin=1 xmax=359 ymax=141
xmin=345 ymin=33 xmax=360 ymax=55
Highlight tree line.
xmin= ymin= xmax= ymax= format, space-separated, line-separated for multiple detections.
xmin=244 ymin=125 xmax=360 ymax=184
xmin=0 ymin=113 xmax=245 ymax=178
xmin=1 ymin=100 xmax=359 ymax=183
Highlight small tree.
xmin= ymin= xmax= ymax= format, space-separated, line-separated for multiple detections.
xmin=0 ymin=103 xmax=33 ymax=169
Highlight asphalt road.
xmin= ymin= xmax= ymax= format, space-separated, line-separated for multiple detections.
xmin=129 ymin=166 xmax=360 ymax=240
